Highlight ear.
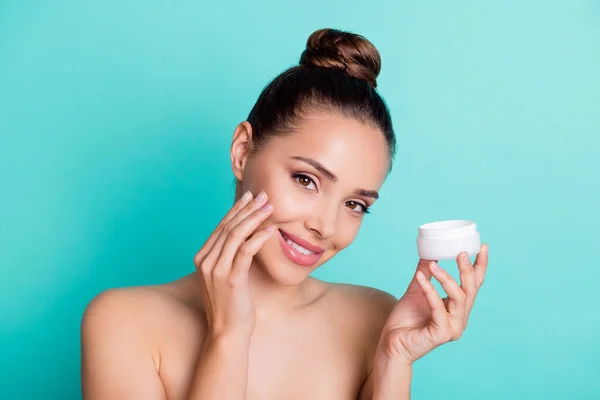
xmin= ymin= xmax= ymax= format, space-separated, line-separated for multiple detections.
xmin=230 ymin=121 xmax=253 ymax=181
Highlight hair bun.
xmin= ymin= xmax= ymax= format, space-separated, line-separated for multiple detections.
xmin=299 ymin=28 xmax=381 ymax=88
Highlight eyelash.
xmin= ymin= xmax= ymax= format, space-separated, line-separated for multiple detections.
xmin=290 ymin=173 xmax=371 ymax=215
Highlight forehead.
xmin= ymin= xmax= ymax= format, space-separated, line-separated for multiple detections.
xmin=260 ymin=112 xmax=390 ymax=188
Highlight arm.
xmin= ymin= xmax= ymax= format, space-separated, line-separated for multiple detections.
xmin=357 ymin=289 xmax=412 ymax=400
xmin=360 ymin=245 xmax=489 ymax=399
xmin=365 ymin=347 xmax=413 ymax=399
xmin=81 ymin=289 xmax=252 ymax=400
xmin=82 ymin=191 xmax=275 ymax=399
xmin=185 ymin=333 xmax=251 ymax=399
xmin=358 ymin=337 xmax=412 ymax=400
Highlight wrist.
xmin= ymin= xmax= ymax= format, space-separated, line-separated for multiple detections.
xmin=206 ymin=330 xmax=253 ymax=348
xmin=374 ymin=350 xmax=413 ymax=372
xmin=376 ymin=330 xmax=414 ymax=367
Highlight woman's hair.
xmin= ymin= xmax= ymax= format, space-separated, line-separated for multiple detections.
xmin=246 ymin=28 xmax=397 ymax=170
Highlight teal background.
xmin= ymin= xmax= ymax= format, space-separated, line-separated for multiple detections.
xmin=1 ymin=0 xmax=598 ymax=398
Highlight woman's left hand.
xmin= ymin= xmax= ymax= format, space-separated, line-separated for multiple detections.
xmin=378 ymin=244 xmax=489 ymax=365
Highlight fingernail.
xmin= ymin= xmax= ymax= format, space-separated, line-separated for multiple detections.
xmin=255 ymin=191 xmax=267 ymax=203
xmin=266 ymin=225 xmax=275 ymax=232
xmin=261 ymin=203 xmax=273 ymax=211
xmin=430 ymin=262 xmax=442 ymax=272
xmin=241 ymin=191 xmax=252 ymax=202
xmin=462 ymin=252 xmax=469 ymax=262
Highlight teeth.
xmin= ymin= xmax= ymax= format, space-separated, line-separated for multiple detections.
xmin=282 ymin=233 xmax=315 ymax=255
xmin=286 ymin=238 xmax=314 ymax=255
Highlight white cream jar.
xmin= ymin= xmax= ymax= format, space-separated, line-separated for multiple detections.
xmin=417 ymin=220 xmax=481 ymax=260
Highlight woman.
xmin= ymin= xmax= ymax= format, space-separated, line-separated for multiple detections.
xmin=81 ymin=28 xmax=489 ymax=399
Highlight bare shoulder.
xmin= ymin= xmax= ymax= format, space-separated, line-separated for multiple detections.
xmin=316 ymin=282 xmax=398 ymax=395
xmin=80 ymin=275 xmax=204 ymax=399
xmin=83 ymin=274 xmax=201 ymax=313
xmin=316 ymin=280 xmax=397 ymax=349
xmin=81 ymin=274 xmax=204 ymax=346
xmin=83 ymin=284 xmax=171 ymax=317
xmin=325 ymin=281 xmax=397 ymax=322
xmin=81 ymin=285 xmax=174 ymax=362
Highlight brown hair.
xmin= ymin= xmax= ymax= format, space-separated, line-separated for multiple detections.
xmin=246 ymin=28 xmax=396 ymax=169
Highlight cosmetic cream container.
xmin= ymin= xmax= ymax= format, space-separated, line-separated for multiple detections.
xmin=417 ymin=220 xmax=481 ymax=260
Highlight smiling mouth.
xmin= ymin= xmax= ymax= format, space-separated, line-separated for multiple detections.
xmin=278 ymin=230 xmax=325 ymax=255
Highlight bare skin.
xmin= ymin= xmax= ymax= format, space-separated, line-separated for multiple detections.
xmin=81 ymin=112 xmax=488 ymax=399
xmin=81 ymin=273 xmax=397 ymax=399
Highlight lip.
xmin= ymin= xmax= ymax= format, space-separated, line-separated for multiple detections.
xmin=278 ymin=229 xmax=325 ymax=254
xmin=277 ymin=229 xmax=325 ymax=267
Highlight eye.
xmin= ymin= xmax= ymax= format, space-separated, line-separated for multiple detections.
xmin=345 ymin=200 xmax=371 ymax=215
xmin=291 ymin=173 xmax=317 ymax=191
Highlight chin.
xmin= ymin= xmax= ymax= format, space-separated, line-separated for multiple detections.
xmin=253 ymin=249 xmax=313 ymax=286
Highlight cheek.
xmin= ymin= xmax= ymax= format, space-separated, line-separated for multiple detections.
xmin=267 ymin=188 xmax=313 ymax=220
xmin=334 ymin=220 xmax=361 ymax=249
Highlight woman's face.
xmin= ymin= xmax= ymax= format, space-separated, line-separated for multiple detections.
xmin=231 ymin=111 xmax=391 ymax=285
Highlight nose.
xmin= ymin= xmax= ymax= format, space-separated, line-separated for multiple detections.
xmin=304 ymin=200 xmax=338 ymax=239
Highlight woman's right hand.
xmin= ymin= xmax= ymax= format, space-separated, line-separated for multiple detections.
xmin=193 ymin=190 xmax=275 ymax=341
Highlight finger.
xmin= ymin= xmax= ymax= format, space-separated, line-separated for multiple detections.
xmin=200 ymin=191 xmax=269 ymax=273
xmin=428 ymin=262 xmax=466 ymax=333
xmin=409 ymin=258 xmax=438 ymax=287
xmin=405 ymin=258 xmax=439 ymax=296
xmin=222 ymin=191 xmax=270 ymax=235
xmin=457 ymin=251 xmax=477 ymax=319
xmin=474 ymin=243 xmax=489 ymax=289
xmin=416 ymin=271 xmax=450 ymax=339
xmin=194 ymin=190 xmax=253 ymax=266
xmin=212 ymin=202 xmax=274 ymax=277
xmin=457 ymin=252 xmax=476 ymax=295
xmin=229 ymin=225 xmax=277 ymax=282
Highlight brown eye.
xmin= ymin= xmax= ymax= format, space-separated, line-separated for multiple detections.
xmin=292 ymin=173 xmax=317 ymax=190
xmin=345 ymin=201 xmax=370 ymax=214
xmin=299 ymin=176 xmax=311 ymax=186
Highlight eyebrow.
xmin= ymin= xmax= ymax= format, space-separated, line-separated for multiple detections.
xmin=290 ymin=156 xmax=380 ymax=199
